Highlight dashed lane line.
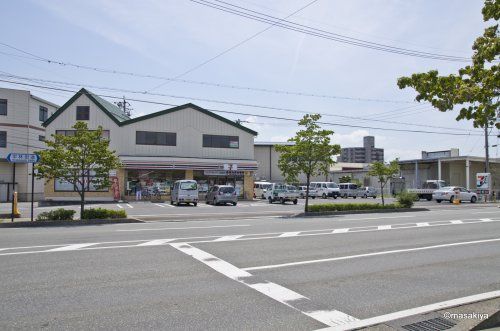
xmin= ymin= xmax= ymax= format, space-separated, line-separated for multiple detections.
xmin=116 ymin=224 xmax=251 ymax=232
xmin=0 ymin=218 xmax=498 ymax=257
xmin=318 ymin=290 xmax=500 ymax=331
xmin=171 ymin=243 xmax=358 ymax=328
xmin=242 ymin=237 xmax=500 ymax=271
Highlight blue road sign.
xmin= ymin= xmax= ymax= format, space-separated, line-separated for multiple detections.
xmin=6 ymin=153 xmax=40 ymax=163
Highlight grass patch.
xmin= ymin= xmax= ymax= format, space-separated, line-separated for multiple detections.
xmin=307 ymin=203 xmax=403 ymax=213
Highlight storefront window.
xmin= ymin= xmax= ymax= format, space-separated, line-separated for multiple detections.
xmin=125 ymin=169 xmax=184 ymax=197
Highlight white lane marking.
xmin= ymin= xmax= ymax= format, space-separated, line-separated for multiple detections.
xmin=450 ymin=220 xmax=463 ymax=224
xmin=154 ymin=203 xmax=165 ymax=208
xmin=1 ymin=219 xmax=499 ymax=257
xmin=116 ymin=224 xmax=250 ymax=232
xmin=116 ymin=204 xmax=123 ymax=209
xmin=126 ymin=204 xmax=134 ymax=208
xmin=242 ymin=237 xmax=500 ymax=271
xmin=377 ymin=225 xmax=391 ymax=230
xmin=164 ymin=203 xmax=175 ymax=208
xmin=47 ymin=243 xmax=97 ymax=252
xmin=481 ymin=218 xmax=493 ymax=222
xmin=332 ymin=228 xmax=349 ymax=234
xmin=214 ymin=235 xmax=244 ymax=242
xmin=475 ymin=211 xmax=500 ymax=214
xmin=171 ymin=243 xmax=358 ymax=327
xmin=279 ymin=232 xmax=301 ymax=237
xmin=136 ymin=239 xmax=175 ymax=246
xmin=318 ymin=290 xmax=500 ymax=331
xmin=416 ymin=222 xmax=430 ymax=227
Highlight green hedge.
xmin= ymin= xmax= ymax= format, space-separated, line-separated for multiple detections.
xmin=396 ymin=191 xmax=418 ymax=208
xmin=307 ymin=203 xmax=402 ymax=213
xmin=81 ymin=208 xmax=127 ymax=220
xmin=37 ymin=208 xmax=76 ymax=221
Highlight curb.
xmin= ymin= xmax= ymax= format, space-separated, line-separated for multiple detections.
xmin=292 ymin=207 xmax=429 ymax=218
xmin=0 ymin=218 xmax=143 ymax=228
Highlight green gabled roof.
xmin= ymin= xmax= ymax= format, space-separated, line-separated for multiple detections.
xmin=43 ymin=88 xmax=131 ymax=127
xmin=121 ymin=103 xmax=258 ymax=135
xmin=43 ymin=88 xmax=258 ymax=136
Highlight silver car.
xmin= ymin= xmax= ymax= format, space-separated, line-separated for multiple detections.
xmin=432 ymin=186 xmax=478 ymax=203
xmin=361 ymin=186 xmax=377 ymax=199
xmin=206 ymin=185 xmax=238 ymax=206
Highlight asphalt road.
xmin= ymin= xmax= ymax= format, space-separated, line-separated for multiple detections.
xmin=0 ymin=206 xmax=499 ymax=330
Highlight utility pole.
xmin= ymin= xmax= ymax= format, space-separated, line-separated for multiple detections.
xmin=114 ymin=96 xmax=132 ymax=117
xmin=485 ymin=124 xmax=490 ymax=173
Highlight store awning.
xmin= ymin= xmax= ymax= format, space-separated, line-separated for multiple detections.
xmin=119 ymin=156 xmax=258 ymax=171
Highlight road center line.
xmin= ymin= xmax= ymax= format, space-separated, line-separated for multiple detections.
xmin=47 ymin=243 xmax=97 ymax=252
xmin=317 ymin=290 xmax=500 ymax=331
xmin=170 ymin=243 xmax=358 ymax=327
xmin=242 ymin=237 xmax=500 ymax=271
xmin=116 ymin=224 xmax=251 ymax=232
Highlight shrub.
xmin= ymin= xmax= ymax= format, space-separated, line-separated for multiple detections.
xmin=81 ymin=208 xmax=127 ymax=220
xmin=36 ymin=208 xmax=76 ymax=221
xmin=396 ymin=191 xmax=418 ymax=208
xmin=307 ymin=203 xmax=401 ymax=213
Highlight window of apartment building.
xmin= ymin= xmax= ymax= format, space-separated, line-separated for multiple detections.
xmin=202 ymin=134 xmax=239 ymax=149
xmin=39 ymin=135 xmax=45 ymax=142
xmin=0 ymin=131 xmax=6 ymax=147
xmin=56 ymin=130 xmax=110 ymax=139
xmin=76 ymin=106 xmax=90 ymax=120
xmin=39 ymin=106 xmax=48 ymax=122
xmin=0 ymin=99 xmax=7 ymax=115
xmin=136 ymin=131 xmax=176 ymax=146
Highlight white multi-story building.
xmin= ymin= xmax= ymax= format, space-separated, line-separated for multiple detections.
xmin=0 ymin=87 xmax=59 ymax=202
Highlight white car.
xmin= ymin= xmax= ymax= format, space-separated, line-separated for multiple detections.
xmin=432 ymin=186 xmax=478 ymax=203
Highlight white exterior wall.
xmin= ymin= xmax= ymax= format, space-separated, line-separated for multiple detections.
xmin=0 ymin=88 xmax=58 ymax=201
xmin=45 ymin=94 xmax=255 ymax=160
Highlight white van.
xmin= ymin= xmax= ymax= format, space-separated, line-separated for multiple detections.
xmin=310 ymin=182 xmax=340 ymax=199
xmin=254 ymin=181 xmax=272 ymax=199
xmin=339 ymin=183 xmax=360 ymax=198
xmin=171 ymin=180 xmax=199 ymax=206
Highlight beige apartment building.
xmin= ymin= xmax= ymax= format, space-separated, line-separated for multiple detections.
xmin=42 ymin=88 xmax=258 ymax=201
xmin=0 ymin=87 xmax=59 ymax=201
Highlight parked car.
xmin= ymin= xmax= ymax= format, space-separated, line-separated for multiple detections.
xmin=206 ymin=185 xmax=237 ymax=206
xmin=361 ymin=186 xmax=377 ymax=199
xmin=254 ymin=181 xmax=272 ymax=199
xmin=339 ymin=183 xmax=359 ymax=198
xmin=432 ymin=186 xmax=478 ymax=203
xmin=298 ymin=185 xmax=318 ymax=198
xmin=310 ymin=182 xmax=340 ymax=199
xmin=265 ymin=183 xmax=299 ymax=204
xmin=171 ymin=180 xmax=199 ymax=206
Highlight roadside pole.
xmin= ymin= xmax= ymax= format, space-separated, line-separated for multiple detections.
xmin=11 ymin=163 xmax=16 ymax=222
xmin=31 ymin=164 xmax=35 ymax=222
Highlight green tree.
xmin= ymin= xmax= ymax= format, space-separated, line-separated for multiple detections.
xmin=397 ymin=0 xmax=499 ymax=131
xmin=339 ymin=175 xmax=351 ymax=183
xmin=368 ymin=160 xmax=400 ymax=206
xmin=36 ymin=122 xmax=121 ymax=217
xmin=275 ymin=114 xmax=341 ymax=212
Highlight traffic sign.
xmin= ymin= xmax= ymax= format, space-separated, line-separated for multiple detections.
xmin=6 ymin=153 xmax=40 ymax=163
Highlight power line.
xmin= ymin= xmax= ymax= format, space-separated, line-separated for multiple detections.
xmin=0 ymin=79 xmax=492 ymax=138
xmin=0 ymin=73 xmax=482 ymax=133
xmin=189 ymin=0 xmax=472 ymax=62
xmin=0 ymin=42 xmax=418 ymax=104
xmin=146 ymin=0 xmax=319 ymax=92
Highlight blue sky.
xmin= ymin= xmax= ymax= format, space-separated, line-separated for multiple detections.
xmin=0 ymin=0 xmax=497 ymax=160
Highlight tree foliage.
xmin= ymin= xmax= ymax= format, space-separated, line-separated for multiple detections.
xmin=275 ymin=114 xmax=340 ymax=212
xmin=397 ymin=0 xmax=499 ymax=129
xmin=368 ymin=160 xmax=400 ymax=206
xmin=36 ymin=122 xmax=121 ymax=216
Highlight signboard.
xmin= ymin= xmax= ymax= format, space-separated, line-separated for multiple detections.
xmin=476 ymin=172 xmax=491 ymax=194
xmin=204 ymin=170 xmax=244 ymax=176
xmin=6 ymin=153 xmax=40 ymax=163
